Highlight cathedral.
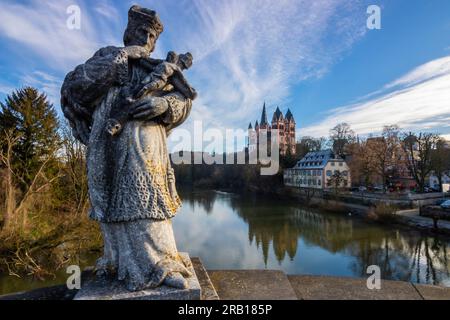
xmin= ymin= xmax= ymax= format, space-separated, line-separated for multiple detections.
xmin=247 ymin=102 xmax=296 ymax=155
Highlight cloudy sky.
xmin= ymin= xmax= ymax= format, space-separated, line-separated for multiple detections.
xmin=0 ymin=0 xmax=449 ymax=147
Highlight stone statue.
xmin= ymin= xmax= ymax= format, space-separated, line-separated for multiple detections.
xmin=106 ymin=51 xmax=195 ymax=136
xmin=60 ymin=5 xmax=196 ymax=292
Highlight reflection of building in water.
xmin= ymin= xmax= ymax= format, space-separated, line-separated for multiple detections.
xmin=232 ymin=197 xmax=449 ymax=286
xmin=290 ymin=209 xmax=354 ymax=252
xmin=194 ymin=192 xmax=450 ymax=286
xmin=179 ymin=191 xmax=217 ymax=215
xmin=235 ymin=202 xmax=355 ymax=264
xmin=248 ymin=218 xmax=299 ymax=264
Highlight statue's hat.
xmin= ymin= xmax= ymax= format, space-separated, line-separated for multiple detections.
xmin=126 ymin=5 xmax=163 ymax=36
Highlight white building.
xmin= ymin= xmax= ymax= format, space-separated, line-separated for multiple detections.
xmin=284 ymin=149 xmax=351 ymax=189
xmin=429 ymin=172 xmax=450 ymax=190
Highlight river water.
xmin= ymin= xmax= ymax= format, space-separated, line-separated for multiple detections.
xmin=1 ymin=190 xmax=449 ymax=295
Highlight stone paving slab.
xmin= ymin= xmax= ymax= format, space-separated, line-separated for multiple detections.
xmin=208 ymin=270 xmax=297 ymax=300
xmin=2 ymin=268 xmax=450 ymax=300
xmin=287 ymin=275 xmax=423 ymax=300
xmin=413 ymin=284 xmax=450 ymax=300
xmin=191 ymin=257 xmax=219 ymax=300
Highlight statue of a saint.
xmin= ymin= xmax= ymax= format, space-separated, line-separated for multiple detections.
xmin=60 ymin=5 xmax=196 ymax=291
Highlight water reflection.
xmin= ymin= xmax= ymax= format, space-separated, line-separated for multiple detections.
xmin=174 ymin=190 xmax=450 ymax=287
xmin=1 ymin=190 xmax=449 ymax=295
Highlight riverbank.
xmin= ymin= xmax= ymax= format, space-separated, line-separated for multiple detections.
xmin=1 ymin=257 xmax=449 ymax=300
xmin=281 ymin=186 xmax=450 ymax=235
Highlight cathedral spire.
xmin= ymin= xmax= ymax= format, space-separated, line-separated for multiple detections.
xmin=272 ymin=106 xmax=283 ymax=122
xmin=285 ymin=108 xmax=294 ymax=122
xmin=260 ymin=102 xmax=268 ymax=126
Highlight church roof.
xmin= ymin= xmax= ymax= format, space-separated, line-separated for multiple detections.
xmin=285 ymin=109 xmax=294 ymax=121
xmin=248 ymin=122 xmax=253 ymax=129
xmin=272 ymin=106 xmax=283 ymax=121
xmin=293 ymin=149 xmax=344 ymax=169
xmin=260 ymin=102 xmax=268 ymax=126
xmin=255 ymin=120 xmax=259 ymax=128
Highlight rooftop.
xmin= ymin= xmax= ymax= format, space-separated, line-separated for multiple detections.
xmin=293 ymin=149 xmax=344 ymax=169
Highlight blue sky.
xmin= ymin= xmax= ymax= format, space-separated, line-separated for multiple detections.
xmin=0 ymin=0 xmax=449 ymax=144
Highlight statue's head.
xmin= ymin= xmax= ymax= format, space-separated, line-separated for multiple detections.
xmin=179 ymin=52 xmax=193 ymax=70
xmin=123 ymin=5 xmax=163 ymax=53
xmin=166 ymin=51 xmax=193 ymax=70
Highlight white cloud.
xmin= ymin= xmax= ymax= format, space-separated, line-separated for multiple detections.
xmin=0 ymin=0 xmax=370 ymax=148
xmin=0 ymin=0 xmax=121 ymax=70
xmin=385 ymin=56 xmax=450 ymax=89
xmin=301 ymin=56 xmax=450 ymax=137
xmin=0 ymin=70 xmax=62 ymax=105
xmin=164 ymin=0 xmax=368 ymax=131
xmin=21 ymin=71 xmax=62 ymax=106
xmin=0 ymin=83 xmax=15 ymax=95
xmin=94 ymin=1 xmax=120 ymax=20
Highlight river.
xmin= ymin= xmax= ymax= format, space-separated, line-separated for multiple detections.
xmin=1 ymin=190 xmax=449 ymax=295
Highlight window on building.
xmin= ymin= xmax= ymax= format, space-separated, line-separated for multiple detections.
xmin=339 ymin=162 xmax=343 ymax=167
xmin=318 ymin=179 xmax=321 ymax=186
xmin=326 ymin=170 xmax=332 ymax=177
xmin=342 ymin=171 xmax=348 ymax=176
xmin=331 ymin=162 xmax=335 ymax=166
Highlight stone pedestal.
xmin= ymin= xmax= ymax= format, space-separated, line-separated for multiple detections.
xmin=74 ymin=253 xmax=201 ymax=300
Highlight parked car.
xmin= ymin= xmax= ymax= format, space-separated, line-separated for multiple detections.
xmin=424 ymin=186 xmax=441 ymax=193
xmin=440 ymin=200 xmax=450 ymax=209
xmin=358 ymin=186 xmax=367 ymax=192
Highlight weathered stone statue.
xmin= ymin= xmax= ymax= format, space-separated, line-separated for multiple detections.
xmin=60 ymin=5 xmax=197 ymax=293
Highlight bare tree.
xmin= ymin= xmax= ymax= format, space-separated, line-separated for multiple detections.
xmin=60 ymin=123 xmax=89 ymax=212
xmin=296 ymin=136 xmax=327 ymax=158
xmin=329 ymin=123 xmax=355 ymax=157
xmin=327 ymin=171 xmax=348 ymax=196
xmin=0 ymin=129 xmax=61 ymax=234
xmin=430 ymin=138 xmax=450 ymax=191
xmin=0 ymin=130 xmax=20 ymax=230
xmin=347 ymin=138 xmax=375 ymax=187
xmin=402 ymin=132 xmax=440 ymax=193
xmin=369 ymin=125 xmax=401 ymax=192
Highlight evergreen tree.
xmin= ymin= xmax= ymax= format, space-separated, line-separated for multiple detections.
xmin=0 ymin=87 xmax=60 ymax=190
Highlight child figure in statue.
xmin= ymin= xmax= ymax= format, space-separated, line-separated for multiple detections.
xmin=106 ymin=51 xmax=194 ymax=136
